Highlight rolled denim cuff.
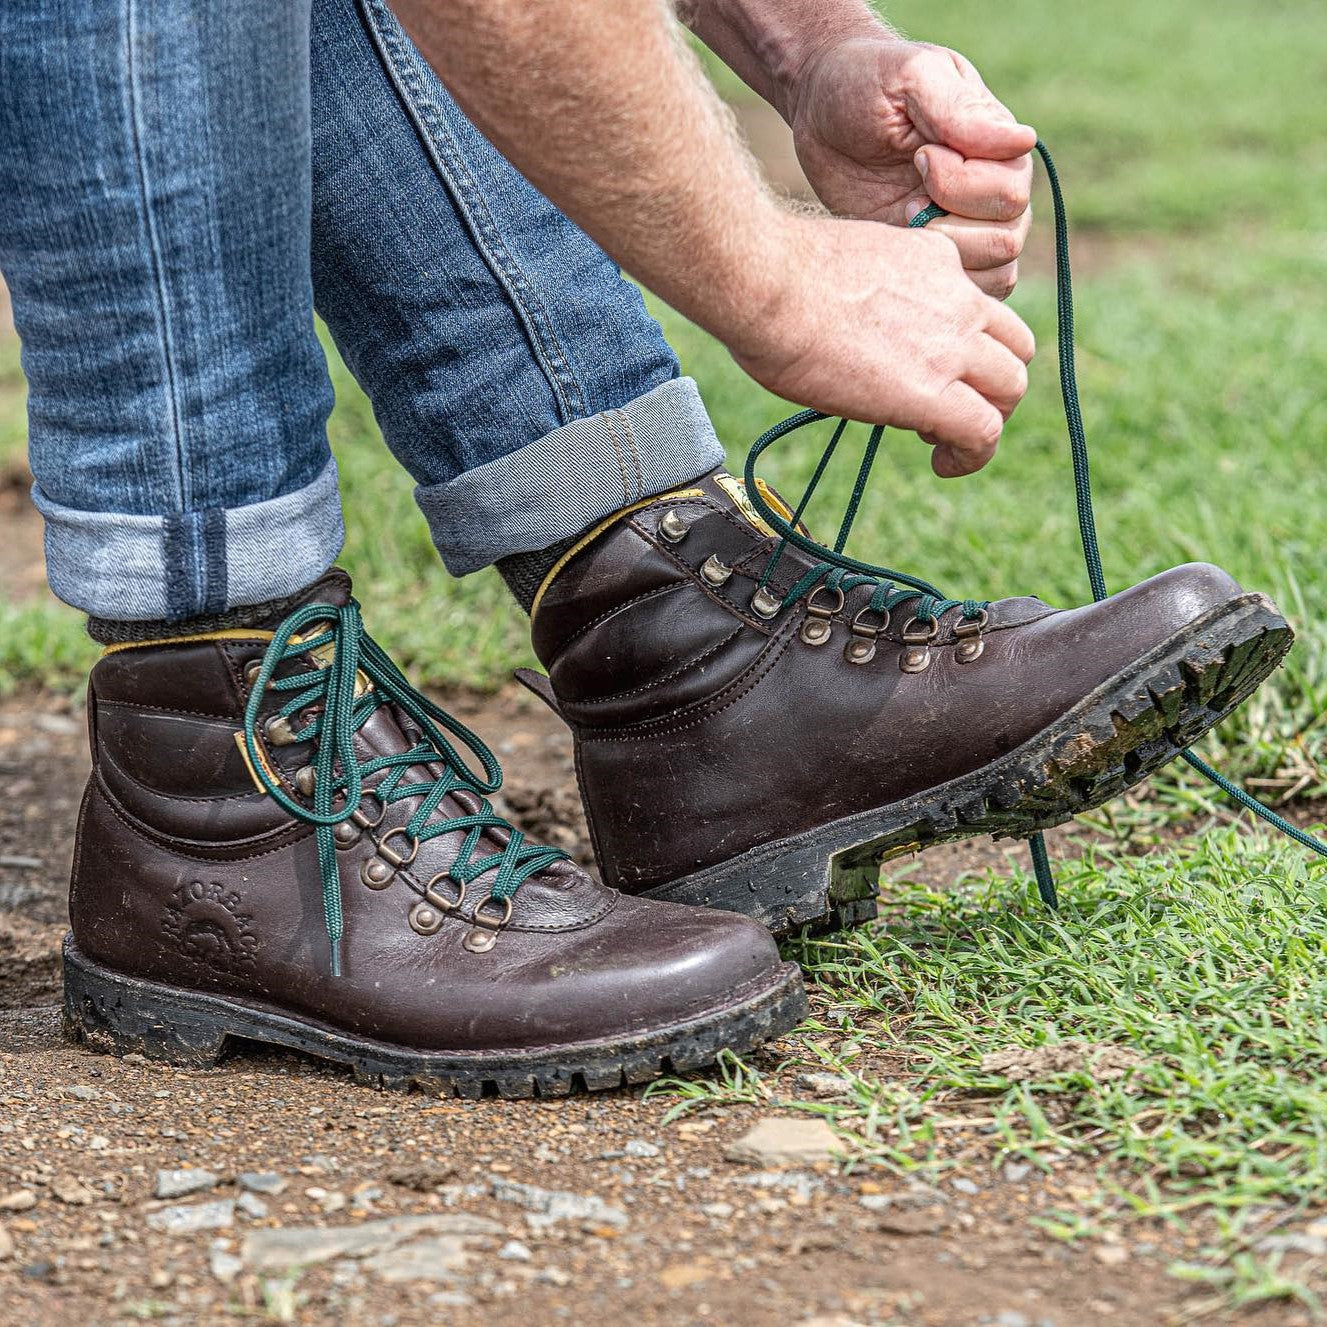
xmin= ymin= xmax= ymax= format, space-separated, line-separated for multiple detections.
xmin=416 ymin=377 xmax=724 ymax=575
xmin=32 ymin=458 xmax=345 ymax=620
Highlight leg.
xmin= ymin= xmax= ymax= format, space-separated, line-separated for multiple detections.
xmin=0 ymin=0 xmax=339 ymax=621
xmin=309 ymin=0 xmax=724 ymax=585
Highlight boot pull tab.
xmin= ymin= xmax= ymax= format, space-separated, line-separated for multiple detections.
xmin=513 ymin=668 xmax=565 ymax=721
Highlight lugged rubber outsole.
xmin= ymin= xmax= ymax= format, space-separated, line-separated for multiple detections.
xmin=61 ymin=936 xmax=807 ymax=1098
xmin=644 ymin=594 xmax=1293 ymax=937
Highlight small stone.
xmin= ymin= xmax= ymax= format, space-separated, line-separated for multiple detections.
xmin=146 ymin=1199 xmax=235 ymax=1233
xmin=0 ymin=1191 xmax=36 ymax=1212
xmin=1002 ymin=1163 xmax=1033 ymax=1183
xmin=238 ymin=1172 xmax=287 ymax=1196
xmin=724 ymin=1117 xmax=841 ymax=1168
xmin=701 ymin=1202 xmax=734 ymax=1219
xmin=537 ymin=1266 xmax=572 ymax=1287
xmin=243 ymin=1213 xmax=502 ymax=1274
xmin=1095 ymin=1243 xmax=1129 ymax=1266
xmin=155 ymin=1169 xmax=220 ymax=1200
xmin=795 ymin=1073 xmax=853 ymax=1099
xmin=490 ymin=1178 xmax=628 ymax=1231
xmin=951 ymin=1178 xmax=979 ymax=1196
xmin=50 ymin=1176 xmax=97 ymax=1206
xmin=237 ymin=1193 xmax=269 ymax=1220
xmin=498 ymin=1240 xmax=532 ymax=1262
xmin=149 ymin=1269 xmax=173 ymax=1290
xmin=872 ymin=1206 xmax=949 ymax=1236
xmin=622 ymin=1140 xmax=660 ymax=1159
xmin=993 ymin=1313 xmax=1031 ymax=1327
xmin=121 ymin=1054 xmax=147 ymax=1066
xmin=210 ymin=1249 xmax=244 ymax=1283
xmin=63 ymin=1085 xmax=102 ymax=1102
xmin=0 ymin=1224 xmax=13 ymax=1261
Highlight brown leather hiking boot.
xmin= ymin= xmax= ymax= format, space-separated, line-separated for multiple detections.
xmin=62 ymin=571 xmax=805 ymax=1097
xmin=523 ymin=469 xmax=1293 ymax=935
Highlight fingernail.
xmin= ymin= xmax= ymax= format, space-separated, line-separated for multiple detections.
xmin=905 ymin=199 xmax=925 ymax=222
xmin=915 ymin=150 xmax=930 ymax=180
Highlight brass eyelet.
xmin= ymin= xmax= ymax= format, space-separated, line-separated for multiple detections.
xmin=409 ymin=900 xmax=446 ymax=936
xmin=900 ymin=616 xmax=938 ymax=674
xmin=844 ymin=606 xmax=890 ymax=665
xmin=333 ymin=819 xmax=361 ymax=848
xmin=954 ymin=610 xmax=990 ymax=664
xmin=377 ymin=827 xmax=419 ymax=868
xmin=264 ymin=714 xmax=298 ymax=747
xmin=360 ymin=856 xmax=395 ymax=888
xmin=700 ymin=554 xmax=733 ymax=587
xmin=463 ymin=895 xmax=513 ymax=954
xmin=243 ymin=659 xmax=264 ymax=690
xmin=750 ymin=586 xmax=782 ymax=620
xmin=659 ymin=510 xmax=690 ymax=544
xmin=294 ymin=765 xmax=317 ymax=797
xmin=799 ymin=585 xmax=844 ymax=647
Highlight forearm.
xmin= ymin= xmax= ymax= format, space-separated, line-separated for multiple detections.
xmin=675 ymin=0 xmax=894 ymax=119
xmin=393 ymin=0 xmax=785 ymax=358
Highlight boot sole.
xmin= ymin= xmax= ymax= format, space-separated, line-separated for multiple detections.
xmin=61 ymin=936 xmax=806 ymax=1098
xmin=643 ymin=593 xmax=1293 ymax=936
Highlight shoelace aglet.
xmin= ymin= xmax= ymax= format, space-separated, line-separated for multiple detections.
xmin=1029 ymin=833 xmax=1059 ymax=910
xmin=329 ymin=935 xmax=343 ymax=979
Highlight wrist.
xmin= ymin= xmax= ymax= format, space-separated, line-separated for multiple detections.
xmin=773 ymin=11 xmax=899 ymax=122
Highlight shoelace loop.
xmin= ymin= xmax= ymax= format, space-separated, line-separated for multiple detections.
xmin=242 ymin=601 xmax=566 ymax=975
xmin=744 ymin=140 xmax=1327 ymax=908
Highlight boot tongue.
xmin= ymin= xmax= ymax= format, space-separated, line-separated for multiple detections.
xmin=700 ymin=468 xmax=813 ymax=541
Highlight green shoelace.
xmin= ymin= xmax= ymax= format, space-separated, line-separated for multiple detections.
xmin=742 ymin=140 xmax=1327 ymax=907
xmin=242 ymin=601 xmax=566 ymax=975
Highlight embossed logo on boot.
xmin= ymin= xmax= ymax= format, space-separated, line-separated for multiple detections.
xmin=163 ymin=880 xmax=258 ymax=975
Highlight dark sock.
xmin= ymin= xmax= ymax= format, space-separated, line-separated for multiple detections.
xmin=87 ymin=587 xmax=318 ymax=646
xmin=496 ymin=533 xmax=580 ymax=613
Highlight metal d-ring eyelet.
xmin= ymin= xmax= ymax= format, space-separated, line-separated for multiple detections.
xmin=351 ymin=796 xmax=386 ymax=831
xmin=463 ymin=894 xmax=514 ymax=954
xmin=954 ymin=609 xmax=990 ymax=664
xmin=750 ymin=586 xmax=782 ymax=620
xmin=800 ymin=584 xmax=844 ymax=646
xmin=844 ymin=605 xmax=890 ymax=665
xmin=900 ymin=615 xmax=939 ymax=674
xmin=659 ymin=510 xmax=689 ymax=544
xmin=376 ymin=827 xmax=419 ymax=869
xmin=409 ymin=875 xmax=467 ymax=937
xmin=700 ymin=554 xmax=733 ymax=587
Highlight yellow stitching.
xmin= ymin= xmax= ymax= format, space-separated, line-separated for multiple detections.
xmin=100 ymin=628 xmax=279 ymax=655
xmin=529 ymin=488 xmax=705 ymax=620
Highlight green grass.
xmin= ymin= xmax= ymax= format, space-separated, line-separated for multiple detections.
xmin=655 ymin=832 xmax=1327 ymax=1313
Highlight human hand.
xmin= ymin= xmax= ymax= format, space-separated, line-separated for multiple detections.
xmin=788 ymin=36 xmax=1034 ymax=299
xmin=731 ymin=213 xmax=1034 ymax=476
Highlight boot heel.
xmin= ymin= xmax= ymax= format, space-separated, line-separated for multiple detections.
xmin=62 ymin=935 xmax=228 ymax=1067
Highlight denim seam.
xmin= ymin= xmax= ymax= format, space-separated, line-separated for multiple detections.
xmin=355 ymin=0 xmax=587 ymax=424
xmin=602 ymin=412 xmax=633 ymax=506
xmin=617 ymin=408 xmax=647 ymax=498
xmin=123 ymin=0 xmax=189 ymax=514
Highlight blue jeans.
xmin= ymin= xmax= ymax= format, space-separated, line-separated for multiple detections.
xmin=0 ymin=0 xmax=723 ymax=619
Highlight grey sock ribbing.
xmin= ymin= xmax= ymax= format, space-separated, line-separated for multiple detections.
xmin=496 ymin=534 xmax=580 ymax=614
xmin=86 ymin=588 xmax=315 ymax=646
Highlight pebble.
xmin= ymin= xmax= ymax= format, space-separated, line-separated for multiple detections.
xmin=146 ymin=1199 xmax=235 ymax=1233
xmin=795 ymin=1072 xmax=854 ymax=1099
xmin=490 ymin=1178 xmax=628 ymax=1231
xmin=1095 ymin=1243 xmax=1129 ymax=1266
xmin=537 ymin=1266 xmax=572 ymax=1287
xmin=238 ymin=1172 xmax=287 ymax=1195
xmin=951 ymin=1178 xmax=980 ymax=1196
xmin=210 ymin=1248 xmax=244 ymax=1283
xmin=724 ymin=1117 xmax=841 ymax=1167
xmin=243 ymin=1213 xmax=502 ymax=1276
xmin=155 ymin=1168 xmax=220 ymax=1200
xmin=0 ymin=1190 xmax=36 ymax=1211
xmin=498 ymin=1240 xmax=533 ymax=1262
xmin=622 ymin=1140 xmax=660 ymax=1159
xmin=50 ymin=1176 xmax=97 ymax=1206
xmin=0 ymin=1224 xmax=13 ymax=1261
xmin=701 ymin=1202 xmax=735 ymax=1219
xmin=1003 ymin=1163 xmax=1033 ymax=1183
xmin=62 ymin=1085 xmax=102 ymax=1102
xmin=237 ymin=1193 xmax=269 ymax=1220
